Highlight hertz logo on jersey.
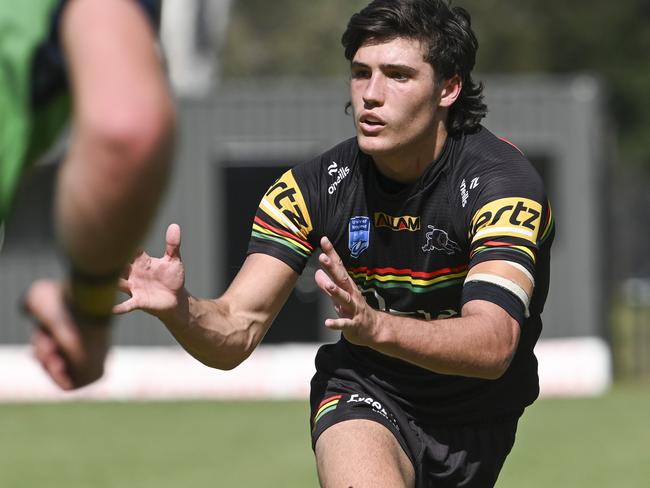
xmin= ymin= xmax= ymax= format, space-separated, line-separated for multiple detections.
xmin=260 ymin=170 xmax=313 ymax=239
xmin=469 ymin=197 xmax=542 ymax=245
xmin=374 ymin=212 xmax=420 ymax=232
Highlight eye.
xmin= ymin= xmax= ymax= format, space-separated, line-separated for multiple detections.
xmin=351 ymin=67 xmax=371 ymax=79
xmin=388 ymin=71 xmax=410 ymax=82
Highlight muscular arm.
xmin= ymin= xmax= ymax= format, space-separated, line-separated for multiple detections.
xmin=115 ymin=225 xmax=299 ymax=370
xmin=161 ymin=254 xmax=299 ymax=370
xmin=316 ymin=237 xmax=530 ymax=380
xmin=360 ymin=300 xmax=519 ymax=379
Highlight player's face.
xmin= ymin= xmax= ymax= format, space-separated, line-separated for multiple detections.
xmin=350 ymin=37 xmax=440 ymax=162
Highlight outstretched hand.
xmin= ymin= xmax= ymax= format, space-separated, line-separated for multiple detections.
xmin=314 ymin=236 xmax=381 ymax=347
xmin=113 ymin=223 xmax=187 ymax=321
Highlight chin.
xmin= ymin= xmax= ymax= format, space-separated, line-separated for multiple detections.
xmin=356 ymin=134 xmax=393 ymax=156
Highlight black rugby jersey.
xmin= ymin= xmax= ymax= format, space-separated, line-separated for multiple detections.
xmin=248 ymin=126 xmax=554 ymax=424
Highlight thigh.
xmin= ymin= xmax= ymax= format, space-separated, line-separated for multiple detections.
xmin=310 ymin=379 xmax=421 ymax=487
xmin=315 ymin=419 xmax=415 ymax=488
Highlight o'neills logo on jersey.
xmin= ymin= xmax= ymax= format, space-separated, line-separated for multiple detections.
xmin=469 ymin=197 xmax=542 ymax=245
xmin=374 ymin=212 xmax=420 ymax=232
xmin=327 ymin=162 xmax=350 ymax=195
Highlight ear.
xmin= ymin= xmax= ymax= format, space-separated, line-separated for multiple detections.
xmin=439 ymin=74 xmax=462 ymax=108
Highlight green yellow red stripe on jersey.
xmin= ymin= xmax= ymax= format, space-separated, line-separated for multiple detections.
xmin=346 ymin=265 xmax=468 ymax=293
xmin=251 ymin=216 xmax=314 ymax=258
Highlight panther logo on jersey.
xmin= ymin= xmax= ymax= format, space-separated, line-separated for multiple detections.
xmin=422 ymin=226 xmax=461 ymax=255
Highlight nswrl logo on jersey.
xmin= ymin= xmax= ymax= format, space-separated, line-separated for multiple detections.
xmin=348 ymin=216 xmax=370 ymax=258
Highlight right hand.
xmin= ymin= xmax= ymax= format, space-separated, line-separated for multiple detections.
xmin=114 ymin=223 xmax=187 ymax=320
xmin=24 ymin=280 xmax=111 ymax=390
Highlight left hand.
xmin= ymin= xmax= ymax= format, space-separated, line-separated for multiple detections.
xmin=314 ymin=236 xmax=381 ymax=347
xmin=23 ymin=280 xmax=111 ymax=390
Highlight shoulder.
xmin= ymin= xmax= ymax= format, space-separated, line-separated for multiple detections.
xmin=449 ymin=126 xmax=545 ymax=206
xmin=257 ymin=137 xmax=361 ymax=245
xmin=264 ymin=137 xmax=362 ymax=216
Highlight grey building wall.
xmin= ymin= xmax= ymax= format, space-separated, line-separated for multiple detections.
xmin=484 ymin=75 xmax=610 ymax=339
xmin=0 ymin=76 xmax=608 ymax=344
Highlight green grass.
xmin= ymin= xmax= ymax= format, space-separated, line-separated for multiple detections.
xmin=0 ymin=401 xmax=318 ymax=488
xmin=498 ymin=382 xmax=650 ymax=488
xmin=0 ymin=383 xmax=649 ymax=488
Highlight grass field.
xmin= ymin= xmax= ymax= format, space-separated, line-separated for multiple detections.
xmin=0 ymin=383 xmax=649 ymax=487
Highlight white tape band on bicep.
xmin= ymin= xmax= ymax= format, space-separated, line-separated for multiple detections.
xmin=503 ymin=261 xmax=535 ymax=287
xmin=464 ymin=272 xmax=531 ymax=317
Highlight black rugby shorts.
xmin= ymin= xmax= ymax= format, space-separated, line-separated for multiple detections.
xmin=310 ymin=379 xmax=518 ymax=488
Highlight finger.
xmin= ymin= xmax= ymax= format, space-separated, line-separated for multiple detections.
xmin=320 ymin=235 xmax=335 ymax=253
xmin=319 ymin=252 xmax=353 ymax=293
xmin=315 ymin=270 xmax=353 ymax=317
xmin=315 ymin=269 xmax=351 ymax=303
xmin=314 ymin=269 xmax=336 ymax=296
xmin=42 ymin=354 xmax=74 ymax=390
xmin=165 ymin=223 xmax=182 ymax=259
xmin=32 ymin=327 xmax=57 ymax=363
xmin=319 ymin=237 xmax=353 ymax=290
xmin=23 ymin=281 xmax=81 ymax=356
xmin=32 ymin=329 xmax=74 ymax=390
xmin=117 ymin=278 xmax=132 ymax=295
xmin=112 ymin=297 xmax=138 ymax=315
xmin=324 ymin=317 xmax=354 ymax=330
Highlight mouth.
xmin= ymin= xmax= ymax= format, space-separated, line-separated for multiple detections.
xmin=358 ymin=112 xmax=386 ymax=134
xmin=359 ymin=112 xmax=385 ymax=125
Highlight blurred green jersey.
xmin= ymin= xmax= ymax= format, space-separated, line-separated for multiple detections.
xmin=0 ymin=0 xmax=70 ymax=225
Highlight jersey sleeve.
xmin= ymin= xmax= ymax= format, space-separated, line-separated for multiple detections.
xmin=247 ymin=167 xmax=319 ymax=274
xmin=465 ymin=171 xmax=552 ymax=273
xmin=456 ymin=140 xmax=555 ymax=323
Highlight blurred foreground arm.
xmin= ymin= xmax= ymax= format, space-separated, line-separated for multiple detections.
xmin=58 ymin=0 xmax=174 ymax=275
xmin=24 ymin=0 xmax=174 ymax=390
xmin=115 ymin=224 xmax=298 ymax=370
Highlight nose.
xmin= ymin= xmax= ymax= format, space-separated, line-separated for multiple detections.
xmin=363 ymin=73 xmax=385 ymax=108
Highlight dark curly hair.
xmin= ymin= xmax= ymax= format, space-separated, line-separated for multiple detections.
xmin=342 ymin=0 xmax=487 ymax=135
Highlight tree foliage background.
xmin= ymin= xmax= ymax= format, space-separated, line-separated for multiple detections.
xmin=222 ymin=0 xmax=650 ymax=168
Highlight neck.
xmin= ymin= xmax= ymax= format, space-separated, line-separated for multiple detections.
xmin=372 ymin=122 xmax=448 ymax=184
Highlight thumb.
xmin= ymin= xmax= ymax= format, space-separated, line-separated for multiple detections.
xmin=165 ymin=223 xmax=182 ymax=259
